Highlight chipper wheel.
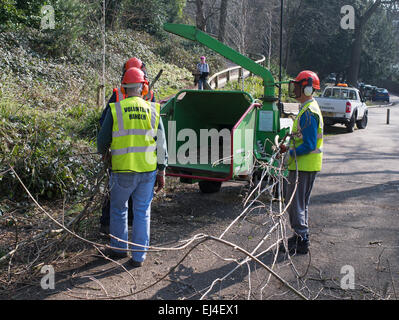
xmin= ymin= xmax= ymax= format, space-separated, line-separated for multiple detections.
xmin=198 ymin=180 xmax=222 ymax=193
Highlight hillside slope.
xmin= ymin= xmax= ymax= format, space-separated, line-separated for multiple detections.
xmin=0 ymin=27 xmax=224 ymax=201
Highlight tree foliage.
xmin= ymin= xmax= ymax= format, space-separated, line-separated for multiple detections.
xmin=284 ymin=0 xmax=399 ymax=83
xmin=184 ymin=0 xmax=399 ymax=84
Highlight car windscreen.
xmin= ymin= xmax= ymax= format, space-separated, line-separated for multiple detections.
xmin=332 ymin=88 xmax=341 ymax=98
xmin=323 ymin=88 xmax=359 ymax=100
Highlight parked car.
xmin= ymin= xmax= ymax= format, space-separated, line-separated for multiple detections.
xmin=363 ymin=85 xmax=377 ymax=100
xmin=371 ymin=88 xmax=390 ymax=103
xmin=315 ymin=84 xmax=368 ymax=132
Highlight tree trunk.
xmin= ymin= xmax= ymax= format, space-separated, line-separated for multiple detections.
xmin=347 ymin=0 xmax=382 ymax=86
xmin=347 ymin=25 xmax=363 ymax=86
xmin=105 ymin=0 xmax=121 ymax=30
xmin=195 ymin=0 xmax=206 ymax=31
xmin=218 ymin=0 xmax=228 ymax=42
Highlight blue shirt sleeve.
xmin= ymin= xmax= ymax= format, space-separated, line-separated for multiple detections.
xmin=289 ymin=110 xmax=318 ymax=157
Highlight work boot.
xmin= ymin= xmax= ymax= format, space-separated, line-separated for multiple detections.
xmin=279 ymin=234 xmax=309 ymax=255
xmin=296 ymin=237 xmax=310 ymax=255
xmin=128 ymin=259 xmax=144 ymax=268
xmin=279 ymin=234 xmax=299 ymax=253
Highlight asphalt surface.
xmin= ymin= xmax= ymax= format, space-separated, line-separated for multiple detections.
xmin=306 ymin=95 xmax=399 ymax=298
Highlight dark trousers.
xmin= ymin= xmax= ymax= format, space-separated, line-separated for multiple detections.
xmin=284 ymin=170 xmax=317 ymax=239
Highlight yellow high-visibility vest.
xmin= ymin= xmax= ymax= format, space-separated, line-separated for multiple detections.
xmin=109 ymin=96 xmax=160 ymax=172
xmin=288 ymin=99 xmax=324 ymax=172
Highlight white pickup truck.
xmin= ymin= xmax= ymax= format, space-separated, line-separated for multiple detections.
xmin=315 ymin=85 xmax=368 ymax=132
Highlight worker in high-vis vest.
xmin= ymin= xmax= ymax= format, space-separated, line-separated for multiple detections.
xmin=279 ymin=70 xmax=323 ymax=255
xmin=99 ymin=57 xmax=155 ymax=235
xmin=97 ymin=67 xmax=168 ymax=268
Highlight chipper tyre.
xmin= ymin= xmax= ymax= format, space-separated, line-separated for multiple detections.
xmin=198 ymin=181 xmax=222 ymax=193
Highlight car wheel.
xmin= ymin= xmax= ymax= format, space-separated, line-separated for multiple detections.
xmin=346 ymin=113 xmax=356 ymax=133
xmin=198 ymin=180 xmax=222 ymax=193
xmin=356 ymin=111 xmax=368 ymax=129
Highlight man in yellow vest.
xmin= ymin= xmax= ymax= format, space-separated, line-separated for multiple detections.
xmin=97 ymin=67 xmax=167 ymax=267
xmin=99 ymin=57 xmax=155 ymax=235
xmin=280 ymin=70 xmax=323 ymax=255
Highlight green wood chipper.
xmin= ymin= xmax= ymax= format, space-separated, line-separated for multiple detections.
xmin=160 ymin=23 xmax=290 ymax=193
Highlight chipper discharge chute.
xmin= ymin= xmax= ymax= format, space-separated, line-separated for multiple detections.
xmin=161 ymin=23 xmax=291 ymax=193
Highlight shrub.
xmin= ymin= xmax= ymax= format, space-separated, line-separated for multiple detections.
xmin=0 ymin=104 xmax=100 ymax=201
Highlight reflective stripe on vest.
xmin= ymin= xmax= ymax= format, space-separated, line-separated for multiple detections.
xmin=114 ymin=87 xmax=125 ymax=102
xmin=112 ymin=101 xmax=158 ymax=138
xmin=110 ymin=97 xmax=161 ymax=172
xmin=288 ymin=99 xmax=324 ymax=172
xmin=111 ymin=145 xmax=157 ymax=156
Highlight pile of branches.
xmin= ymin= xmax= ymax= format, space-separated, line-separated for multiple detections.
xmin=0 ymin=154 xmax=108 ymax=295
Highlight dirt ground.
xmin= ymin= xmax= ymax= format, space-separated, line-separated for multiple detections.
xmin=1 ymin=101 xmax=399 ymax=302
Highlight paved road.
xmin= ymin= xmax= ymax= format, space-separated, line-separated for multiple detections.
xmin=307 ymin=100 xmax=399 ymax=298
xmin=389 ymin=92 xmax=399 ymax=105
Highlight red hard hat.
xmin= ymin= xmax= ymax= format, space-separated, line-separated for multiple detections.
xmin=295 ymin=70 xmax=320 ymax=90
xmin=125 ymin=57 xmax=143 ymax=71
xmin=122 ymin=67 xmax=146 ymax=85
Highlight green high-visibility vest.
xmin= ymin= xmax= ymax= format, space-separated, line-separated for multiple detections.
xmin=109 ymin=96 xmax=161 ymax=172
xmin=288 ymin=99 xmax=324 ymax=172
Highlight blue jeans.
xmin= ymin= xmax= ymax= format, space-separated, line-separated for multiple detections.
xmin=198 ymin=78 xmax=206 ymax=90
xmin=109 ymin=171 xmax=157 ymax=262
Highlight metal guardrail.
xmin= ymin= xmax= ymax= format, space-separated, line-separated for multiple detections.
xmin=207 ymin=53 xmax=266 ymax=90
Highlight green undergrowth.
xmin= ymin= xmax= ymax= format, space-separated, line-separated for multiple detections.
xmin=0 ymin=101 xmax=102 ymax=201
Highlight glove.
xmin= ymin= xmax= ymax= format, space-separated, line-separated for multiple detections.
xmin=280 ymin=144 xmax=288 ymax=154
xmin=154 ymin=171 xmax=165 ymax=194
